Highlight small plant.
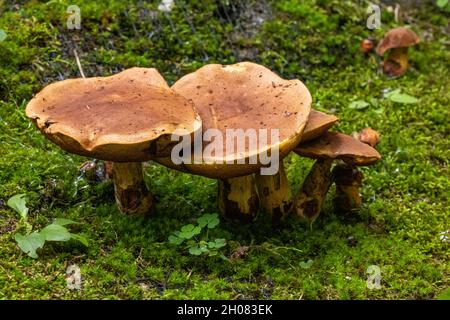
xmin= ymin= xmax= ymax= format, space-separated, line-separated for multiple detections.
xmin=168 ymin=213 xmax=227 ymax=258
xmin=7 ymin=194 xmax=88 ymax=258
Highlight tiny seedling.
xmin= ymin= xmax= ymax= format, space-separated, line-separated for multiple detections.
xmin=7 ymin=194 xmax=88 ymax=258
xmin=168 ymin=213 xmax=226 ymax=258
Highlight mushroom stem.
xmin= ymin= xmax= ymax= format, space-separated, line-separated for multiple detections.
xmin=383 ymin=47 xmax=409 ymax=77
xmin=112 ymin=162 xmax=153 ymax=215
xmin=294 ymin=159 xmax=333 ymax=220
xmin=332 ymin=164 xmax=363 ymax=213
xmin=218 ymin=175 xmax=259 ymax=223
xmin=255 ymin=162 xmax=293 ymax=222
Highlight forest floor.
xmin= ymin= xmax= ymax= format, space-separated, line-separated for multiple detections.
xmin=0 ymin=0 xmax=449 ymax=299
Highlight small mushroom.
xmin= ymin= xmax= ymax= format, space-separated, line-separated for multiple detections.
xmin=157 ymin=62 xmax=312 ymax=222
xmin=352 ymin=128 xmax=381 ymax=147
xmin=360 ymin=38 xmax=375 ymax=54
xmin=26 ymin=68 xmax=201 ymax=215
xmin=376 ymin=27 xmax=420 ymax=78
xmin=294 ymin=132 xmax=380 ymax=219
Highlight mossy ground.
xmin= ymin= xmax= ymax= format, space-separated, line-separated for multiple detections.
xmin=0 ymin=0 xmax=449 ymax=299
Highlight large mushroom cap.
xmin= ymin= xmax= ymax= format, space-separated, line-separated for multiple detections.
xmin=376 ymin=27 xmax=420 ymax=56
xmin=300 ymin=110 xmax=338 ymax=143
xmin=26 ymin=68 xmax=201 ymax=162
xmin=295 ymin=132 xmax=381 ymax=166
xmin=157 ymin=62 xmax=312 ymax=179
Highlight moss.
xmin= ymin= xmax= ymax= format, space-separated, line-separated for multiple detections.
xmin=0 ymin=0 xmax=449 ymax=299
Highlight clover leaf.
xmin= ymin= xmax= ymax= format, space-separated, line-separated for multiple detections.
xmin=197 ymin=213 xmax=220 ymax=229
xmin=208 ymin=238 xmax=226 ymax=249
xmin=178 ymin=224 xmax=202 ymax=239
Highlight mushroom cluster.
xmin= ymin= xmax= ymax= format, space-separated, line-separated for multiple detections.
xmin=26 ymin=62 xmax=381 ymax=224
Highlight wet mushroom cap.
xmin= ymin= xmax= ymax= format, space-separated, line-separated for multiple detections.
xmin=26 ymin=68 xmax=201 ymax=162
xmin=158 ymin=62 xmax=312 ymax=179
xmin=376 ymin=27 xmax=420 ymax=56
xmin=294 ymin=132 xmax=381 ymax=166
xmin=300 ymin=110 xmax=338 ymax=143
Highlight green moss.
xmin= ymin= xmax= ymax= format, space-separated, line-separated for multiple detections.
xmin=0 ymin=0 xmax=449 ymax=299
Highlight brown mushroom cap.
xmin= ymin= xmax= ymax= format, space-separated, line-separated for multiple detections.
xmin=376 ymin=27 xmax=420 ymax=56
xmin=300 ymin=110 xmax=338 ymax=143
xmin=26 ymin=68 xmax=201 ymax=162
xmin=294 ymin=132 xmax=381 ymax=166
xmin=156 ymin=62 xmax=312 ymax=179
xmin=353 ymin=128 xmax=381 ymax=148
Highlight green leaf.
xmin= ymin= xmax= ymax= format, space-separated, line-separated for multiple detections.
xmin=179 ymin=224 xmax=202 ymax=239
xmin=14 ymin=232 xmax=45 ymax=258
xmin=369 ymin=97 xmax=379 ymax=108
xmin=197 ymin=213 xmax=220 ymax=229
xmin=40 ymin=224 xmax=71 ymax=241
xmin=299 ymin=259 xmax=314 ymax=269
xmin=53 ymin=218 xmax=78 ymax=226
xmin=208 ymin=238 xmax=226 ymax=249
xmin=385 ymin=89 xmax=418 ymax=104
xmin=348 ymin=100 xmax=369 ymax=110
xmin=0 ymin=29 xmax=6 ymax=42
xmin=7 ymin=194 xmax=28 ymax=220
xmin=436 ymin=288 xmax=450 ymax=300
xmin=70 ymin=233 xmax=89 ymax=246
xmin=437 ymin=0 xmax=449 ymax=8
xmin=168 ymin=234 xmax=184 ymax=245
xmin=181 ymin=224 xmax=196 ymax=233
xmin=188 ymin=246 xmax=203 ymax=256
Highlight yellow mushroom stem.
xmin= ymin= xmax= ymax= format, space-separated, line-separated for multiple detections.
xmin=255 ymin=162 xmax=293 ymax=223
xmin=218 ymin=175 xmax=259 ymax=223
xmin=294 ymin=159 xmax=333 ymax=220
xmin=332 ymin=164 xmax=363 ymax=213
xmin=112 ymin=162 xmax=153 ymax=215
xmin=382 ymin=47 xmax=409 ymax=78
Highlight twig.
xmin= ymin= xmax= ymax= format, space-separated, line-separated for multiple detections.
xmin=73 ymin=49 xmax=86 ymax=78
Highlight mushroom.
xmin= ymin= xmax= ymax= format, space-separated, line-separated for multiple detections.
xmin=294 ymin=132 xmax=380 ymax=219
xmin=253 ymin=110 xmax=337 ymax=222
xmin=301 ymin=110 xmax=339 ymax=143
xmin=156 ymin=62 xmax=311 ymax=222
xmin=26 ymin=68 xmax=201 ymax=215
xmin=376 ymin=27 xmax=420 ymax=78
xmin=360 ymin=38 xmax=375 ymax=54
xmin=352 ymin=128 xmax=381 ymax=148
